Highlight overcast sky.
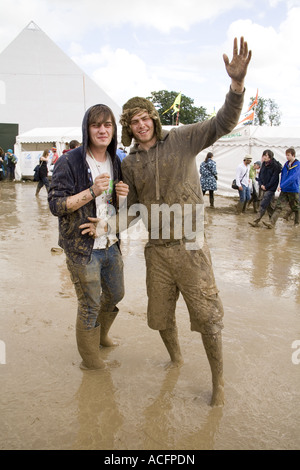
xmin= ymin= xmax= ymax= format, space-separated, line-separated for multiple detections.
xmin=1 ymin=0 xmax=300 ymax=126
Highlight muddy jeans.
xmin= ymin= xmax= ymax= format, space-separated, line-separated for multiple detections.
xmin=144 ymin=239 xmax=224 ymax=335
xmin=259 ymin=190 xmax=276 ymax=217
xmin=66 ymin=243 xmax=124 ymax=330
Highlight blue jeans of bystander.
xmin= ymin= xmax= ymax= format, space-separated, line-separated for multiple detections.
xmin=238 ymin=184 xmax=251 ymax=203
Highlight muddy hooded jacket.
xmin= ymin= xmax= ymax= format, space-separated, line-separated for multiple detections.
xmin=280 ymin=158 xmax=300 ymax=193
xmin=116 ymin=87 xmax=244 ymax=243
xmin=48 ymin=106 xmax=122 ymax=264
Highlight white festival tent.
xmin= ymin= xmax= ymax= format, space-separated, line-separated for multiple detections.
xmin=196 ymin=125 xmax=300 ymax=196
xmin=0 ymin=21 xmax=121 ymax=134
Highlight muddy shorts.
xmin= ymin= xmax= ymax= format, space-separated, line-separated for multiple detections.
xmin=144 ymin=239 xmax=224 ymax=335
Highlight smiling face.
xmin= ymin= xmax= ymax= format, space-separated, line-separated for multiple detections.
xmin=88 ymin=115 xmax=114 ymax=152
xmin=130 ymin=111 xmax=157 ymax=150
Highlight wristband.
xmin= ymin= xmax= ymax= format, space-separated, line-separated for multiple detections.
xmin=89 ymin=186 xmax=96 ymax=199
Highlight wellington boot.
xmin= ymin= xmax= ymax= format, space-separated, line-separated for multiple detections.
xmin=248 ymin=217 xmax=261 ymax=228
xmin=236 ymin=201 xmax=244 ymax=214
xmin=97 ymin=309 xmax=118 ymax=347
xmin=283 ymin=209 xmax=293 ymax=221
xmin=253 ymin=201 xmax=259 ymax=213
xmin=263 ymin=213 xmax=277 ymax=229
xmin=294 ymin=211 xmax=299 ymax=226
xmin=76 ymin=325 xmax=105 ymax=370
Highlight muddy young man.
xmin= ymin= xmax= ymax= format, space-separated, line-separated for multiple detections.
xmin=48 ymin=104 xmax=129 ymax=370
xmin=85 ymin=38 xmax=251 ymax=406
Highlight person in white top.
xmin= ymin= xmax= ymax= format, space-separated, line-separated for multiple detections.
xmin=49 ymin=104 xmax=129 ymax=370
xmin=235 ymin=154 xmax=252 ymax=213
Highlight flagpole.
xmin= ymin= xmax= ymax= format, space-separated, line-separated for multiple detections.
xmin=176 ymin=105 xmax=180 ymax=125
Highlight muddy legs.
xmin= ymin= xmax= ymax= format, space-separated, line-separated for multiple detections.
xmin=159 ymin=326 xmax=183 ymax=367
xmin=159 ymin=326 xmax=224 ymax=406
xmin=201 ymin=331 xmax=224 ymax=407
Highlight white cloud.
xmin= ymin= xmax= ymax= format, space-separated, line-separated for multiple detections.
xmin=73 ymin=46 xmax=166 ymax=105
xmin=0 ymin=0 xmax=249 ymax=50
xmin=1 ymin=0 xmax=300 ymax=125
xmin=225 ymin=10 xmax=300 ymax=125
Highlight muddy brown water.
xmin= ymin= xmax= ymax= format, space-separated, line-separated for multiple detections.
xmin=0 ymin=181 xmax=299 ymax=450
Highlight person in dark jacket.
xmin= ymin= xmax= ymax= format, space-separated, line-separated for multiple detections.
xmin=5 ymin=149 xmax=18 ymax=181
xmin=35 ymin=149 xmax=50 ymax=195
xmin=48 ymin=104 xmax=129 ymax=370
xmin=249 ymin=149 xmax=282 ymax=227
xmin=263 ymin=147 xmax=300 ymax=228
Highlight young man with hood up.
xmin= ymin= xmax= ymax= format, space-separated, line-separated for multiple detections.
xmin=83 ymin=37 xmax=251 ymax=406
xmin=48 ymin=104 xmax=129 ymax=370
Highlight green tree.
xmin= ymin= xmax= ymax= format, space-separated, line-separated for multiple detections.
xmin=146 ymin=90 xmax=208 ymax=125
xmin=248 ymin=96 xmax=281 ymax=126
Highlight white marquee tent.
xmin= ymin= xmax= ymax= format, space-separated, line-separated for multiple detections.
xmin=0 ymin=21 xmax=121 ymax=135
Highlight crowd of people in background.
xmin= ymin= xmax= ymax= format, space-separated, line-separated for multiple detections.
xmin=198 ymin=146 xmax=300 ymax=227
xmin=234 ymin=147 xmax=299 ymax=227
xmin=0 ymin=147 xmax=18 ymax=181
xmin=3 ymin=138 xmax=299 ymax=229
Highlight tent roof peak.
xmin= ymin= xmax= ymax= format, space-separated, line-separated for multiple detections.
xmin=24 ymin=21 xmax=42 ymax=31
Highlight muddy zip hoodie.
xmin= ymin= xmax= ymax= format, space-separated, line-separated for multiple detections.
xmin=48 ymin=107 xmax=122 ymax=264
xmin=117 ymin=87 xmax=244 ymax=242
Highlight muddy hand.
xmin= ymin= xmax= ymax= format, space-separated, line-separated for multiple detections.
xmin=223 ymin=36 xmax=252 ymax=84
xmin=79 ymin=217 xmax=100 ymax=238
xmin=115 ymin=180 xmax=129 ymax=198
xmin=93 ymin=173 xmax=110 ymax=196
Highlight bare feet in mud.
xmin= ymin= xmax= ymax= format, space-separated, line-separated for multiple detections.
xmin=164 ymin=357 xmax=184 ymax=370
xmin=210 ymin=379 xmax=225 ymax=407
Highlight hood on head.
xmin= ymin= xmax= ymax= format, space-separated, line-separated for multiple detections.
xmin=81 ymin=104 xmax=118 ymax=161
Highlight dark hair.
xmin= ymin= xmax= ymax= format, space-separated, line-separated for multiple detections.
xmin=205 ymin=152 xmax=213 ymax=163
xmin=262 ymin=149 xmax=274 ymax=159
xmin=88 ymin=104 xmax=116 ymax=129
xmin=286 ymin=147 xmax=296 ymax=157
xmin=87 ymin=104 xmax=117 ymax=158
xmin=69 ymin=140 xmax=80 ymax=149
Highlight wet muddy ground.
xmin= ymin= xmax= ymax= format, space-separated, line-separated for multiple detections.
xmin=0 ymin=181 xmax=299 ymax=450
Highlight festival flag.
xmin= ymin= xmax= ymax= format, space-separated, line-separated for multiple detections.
xmin=247 ymin=89 xmax=258 ymax=112
xmin=162 ymin=92 xmax=182 ymax=115
xmin=172 ymin=92 xmax=181 ymax=115
xmin=237 ymin=111 xmax=254 ymax=126
xmin=208 ymin=107 xmax=216 ymax=119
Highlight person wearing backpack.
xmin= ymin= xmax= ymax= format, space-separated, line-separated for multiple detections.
xmin=248 ymin=149 xmax=282 ymax=227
